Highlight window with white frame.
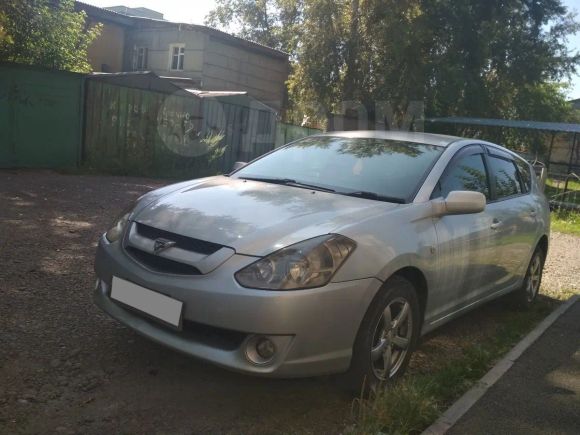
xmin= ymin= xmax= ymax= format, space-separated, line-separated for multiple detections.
xmin=135 ymin=47 xmax=148 ymax=71
xmin=169 ymin=44 xmax=185 ymax=71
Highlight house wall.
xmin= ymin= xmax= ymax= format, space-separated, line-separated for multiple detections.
xmin=124 ymin=27 xmax=205 ymax=84
xmin=202 ymin=36 xmax=288 ymax=111
xmin=86 ymin=21 xmax=126 ymax=72
xmin=549 ymin=133 xmax=580 ymax=173
xmin=124 ymin=27 xmax=288 ymax=111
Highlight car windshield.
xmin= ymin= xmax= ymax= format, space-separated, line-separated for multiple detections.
xmin=233 ymin=136 xmax=444 ymax=202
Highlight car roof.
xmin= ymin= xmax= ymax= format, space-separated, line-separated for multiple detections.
xmin=315 ymin=130 xmax=463 ymax=147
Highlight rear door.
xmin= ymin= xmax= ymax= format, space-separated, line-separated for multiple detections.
xmin=483 ymin=148 xmax=538 ymax=290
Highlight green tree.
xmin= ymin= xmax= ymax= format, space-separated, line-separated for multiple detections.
xmin=207 ymin=0 xmax=580 ymax=137
xmin=206 ymin=0 xmax=303 ymax=54
xmin=0 ymin=0 xmax=101 ymax=73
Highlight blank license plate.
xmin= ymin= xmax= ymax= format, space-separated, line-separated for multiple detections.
xmin=111 ymin=277 xmax=183 ymax=328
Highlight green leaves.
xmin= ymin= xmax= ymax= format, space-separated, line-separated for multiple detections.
xmin=206 ymin=0 xmax=303 ymax=54
xmin=0 ymin=0 xmax=102 ymax=73
xmin=211 ymin=1 xmax=579 ymax=136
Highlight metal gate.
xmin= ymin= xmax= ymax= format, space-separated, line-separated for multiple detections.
xmin=0 ymin=63 xmax=84 ymax=168
xmin=83 ymin=74 xmax=277 ymax=178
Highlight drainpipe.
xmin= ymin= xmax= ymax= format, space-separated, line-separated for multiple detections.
xmin=566 ymin=132 xmax=577 ymax=191
xmin=546 ymin=131 xmax=555 ymax=171
xmin=78 ymin=74 xmax=86 ymax=168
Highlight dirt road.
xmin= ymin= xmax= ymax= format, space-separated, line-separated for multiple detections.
xmin=0 ymin=170 xmax=576 ymax=434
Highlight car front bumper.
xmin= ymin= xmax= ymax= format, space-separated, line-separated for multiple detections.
xmin=94 ymin=236 xmax=381 ymax=377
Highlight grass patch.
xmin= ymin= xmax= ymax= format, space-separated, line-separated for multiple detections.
xmin=545 ymin=177 xmax=580 ymax=204
xmin=546 ymin=176 xmax=580 ymax=235
xmin=349 ymin=296 xmax=561 ymax=435
xmin=541 ymin=286 xmax=578 ymax=301
xmin=551 ymin=210 xmax=580 ymax=235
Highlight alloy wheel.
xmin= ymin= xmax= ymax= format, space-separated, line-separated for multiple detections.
xmin=526 ymin=254 xmax=542 ymax=302
xmin=370 ymin=297 xmax=413 ymax=380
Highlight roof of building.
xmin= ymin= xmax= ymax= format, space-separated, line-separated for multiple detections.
xmin=75 ymin=1 xmax=134 ymax=26
xmin=88 ymin=71 xmax=201 ymax=93
xmin=427 ymin=116 xmax=580 ymax=134
xmin=75 ymin=1 xmax=289 ymax=60
xmin=106 ymin=5 xmax=164 ymax=20
xmin=569 ymin=98 xmax=580 ymax=110
xmin=87 ymin=71 xmax=277 ymax=113
xmin=183 ymin=89 xmax=248 ymax=98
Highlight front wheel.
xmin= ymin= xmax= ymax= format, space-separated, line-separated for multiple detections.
xmin=513 ymin=249 xmax=545 ymax=308
xmin=345 ymin=276 xmax=421 ymax=395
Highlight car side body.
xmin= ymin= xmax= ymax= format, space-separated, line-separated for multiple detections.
xmin=93 ymin=131 xmax=550 ymax=379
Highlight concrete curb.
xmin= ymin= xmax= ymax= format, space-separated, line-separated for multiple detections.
xmin=421 ymin=295 xmax=580 ymax=435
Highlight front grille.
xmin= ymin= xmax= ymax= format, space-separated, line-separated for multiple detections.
xmin=135 ymin=223 xmax=222 ymax=255
xmin=124 ymin=222 xmax=225 ymax=275
xmin=133 ymin=311 xmax=246 ymax=351
xmin=126 ymin=247 xmax=202 ymax=275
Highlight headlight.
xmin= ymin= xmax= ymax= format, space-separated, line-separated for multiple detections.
xmin=105 ymin=204 xmax=135 ymax=243
xmin=235 ymin=235 xmax=356 ymax=290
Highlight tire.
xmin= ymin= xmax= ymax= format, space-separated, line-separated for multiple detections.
xmin=512 ymin=248 xmax=545 ymax=308
xmin=344 ymin=276 xmax=421 ymax=395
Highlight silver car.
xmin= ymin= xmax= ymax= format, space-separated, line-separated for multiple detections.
xmin=94 ymin=131 xmax=549 ymax=391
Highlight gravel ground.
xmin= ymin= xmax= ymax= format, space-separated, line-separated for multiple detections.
xmin=1 ymin=170 xmax=578 ymax=435
xmin=541 ymin=232 xmax=580 ymax=293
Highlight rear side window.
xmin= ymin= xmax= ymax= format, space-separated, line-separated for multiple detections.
xmin=514 ymin=159 xmax=532 ymax=193
xmin=489 ymin=156 xmax=522 ymax=199
xmin=435 ymin=154 xmax=490 ymax=199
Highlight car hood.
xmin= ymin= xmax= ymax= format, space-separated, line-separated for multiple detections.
xmin=133 ymin=176 xmax=399 ymax=256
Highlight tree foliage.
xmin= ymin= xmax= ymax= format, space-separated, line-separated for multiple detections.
xmin=207 ymin=0 xmax=304 ymax=54
xmin=0 ymin=0 xmax=101 ymax=73
xmin=207 ymin=0 xmax=580 ymax=135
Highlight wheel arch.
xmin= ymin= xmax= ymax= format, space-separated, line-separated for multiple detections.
xmin=345 ymin=265 xmax=428 ymax=389
xmin=387 ymin=266 xmax=428 ymax=327
xmin=536 ymin=234 xmax=549 ymax=260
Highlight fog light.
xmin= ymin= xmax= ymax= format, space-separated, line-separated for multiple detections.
xmin=256 ymin=337 xmax=276 ymax=359
xmin=245 ymin=335 xmax=277 ymax=365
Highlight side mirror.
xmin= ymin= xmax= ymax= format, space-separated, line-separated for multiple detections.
xmin=432 ymin=190 xmax=486 ymax=216
xmin=444 ymin=191 xmax=486 ymax=214
xmin=230 ymin=161 xmax=247 ymax=173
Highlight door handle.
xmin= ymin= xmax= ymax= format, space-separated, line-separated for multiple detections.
xmin=490 ymin=219 xmax=502 ymax=230
xmin=529 ymin=209 xmax=537 ymax=217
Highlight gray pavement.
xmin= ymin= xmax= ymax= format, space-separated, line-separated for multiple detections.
xmin=447 ymin=298 xmax=580 ymax=435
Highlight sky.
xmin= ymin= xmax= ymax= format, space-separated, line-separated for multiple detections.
xmin=83 ymin=0 xmax=580 ymax=98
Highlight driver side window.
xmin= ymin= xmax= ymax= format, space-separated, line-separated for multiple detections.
xmin=432 ymin=153 xmax=490 ymax=200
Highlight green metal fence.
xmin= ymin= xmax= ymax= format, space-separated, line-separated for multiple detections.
xmin=83 ymin=77 xmax=278 ymax=178
xmin=0 ymin=64 xmax=84 ymax=168
xmin=0 ymin=65 xmax=320 ymax=176
xmin=83 ymin=81 xmax=208 ymax=177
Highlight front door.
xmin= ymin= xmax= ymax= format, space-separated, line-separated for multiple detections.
xmin=429 ymin=146 xmax=498 ymax=321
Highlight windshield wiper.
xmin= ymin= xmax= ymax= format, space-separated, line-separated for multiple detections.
xmin=238 ymin=176 xmax=295 ymax=185
xmin=238 ymin=176 xmax=335 ymax=192
xmin=339 ymin=190 xmax=405 ymax=204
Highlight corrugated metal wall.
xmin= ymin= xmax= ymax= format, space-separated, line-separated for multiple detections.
xmin=275 ymin=122 xmax=322 ymax=147
xmin=83 ymin=80 xmax=277 ymax=177
xmin=202 ymin=97 xmax=277 ymax=167
xmin=0 ymin=65 xmax=318 ymax=176
xmin=0 ymin=64 xmax=84 ymax=168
